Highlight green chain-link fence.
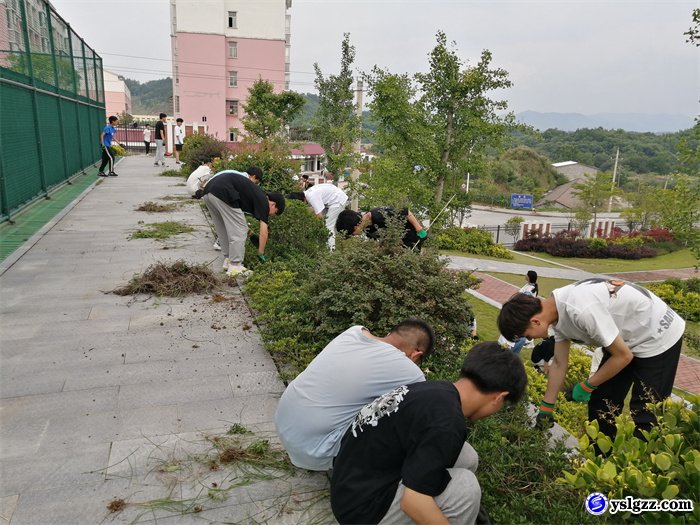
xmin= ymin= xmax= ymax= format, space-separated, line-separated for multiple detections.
xmin=0 ymin=0 xmax=105 ymax=222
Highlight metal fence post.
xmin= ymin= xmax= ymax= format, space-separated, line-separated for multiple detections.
xmin=496 ymin=224 xmax=500 ymax=244
xmin=19 ymin=0 xmax=49 ymax=198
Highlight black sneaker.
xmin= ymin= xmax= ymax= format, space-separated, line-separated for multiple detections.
xmin=108 ymin=172 xmax=118 ymax=177
xmin=98 ymin=172 xmax=108 ymax=177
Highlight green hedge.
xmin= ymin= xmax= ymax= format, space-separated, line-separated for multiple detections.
xmin=436 ymin=227 xmax=513 ymax=259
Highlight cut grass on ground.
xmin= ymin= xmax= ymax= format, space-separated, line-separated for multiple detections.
xmin=486 ymin=272 xmax=575 ymax=298
xmin=159 ymin=169 xmax=186 ymax=177
xmin=136 ymin=201 xmax=179 ymax=212
xmin=129 ymin=221 xmax=195 ymax=240
xmin=440 ymin=249 xmax=561 ymax=268
xmin=522 ymin=249 xmax=697 ymax=274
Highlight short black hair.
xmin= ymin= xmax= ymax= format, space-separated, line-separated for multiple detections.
xmin=159 ymin=113 xmax=167 ymax=119
xmin=108 ymin=115 xmax=118 ymax=123
xmin=286 ymin=192 xmax=306 ymax=202
xmin=460 ymin=342 xmax=527 ymax=404
xmin=527 ymin=270 xmax=538 ymax=283
xmin=390 ymin=318 xmax=435 ymax=358
xmin=247 ymin=166 xmax=263 ymax=182
xmin=176 ymin=118 xmax=183 ymax=123
xmin=336 ymin=209 xmax=363 ymax=237
xmin=302 ymin=174 xmax=309 ymax=181
xmin=497 ymin=293 xmax=543 ymax=342
xmin=267 ymin=192 xmax=285 ymax=215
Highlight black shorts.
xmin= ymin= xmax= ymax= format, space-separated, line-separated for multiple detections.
xmin=175 ymin=144 xmax=183 ymax=151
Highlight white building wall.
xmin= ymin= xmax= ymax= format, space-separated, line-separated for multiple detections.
xmin=174 ymin=0 xmax=287 ymax=39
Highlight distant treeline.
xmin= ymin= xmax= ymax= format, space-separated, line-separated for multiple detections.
xmin=123 ymin=77 xmax=172 ymax=115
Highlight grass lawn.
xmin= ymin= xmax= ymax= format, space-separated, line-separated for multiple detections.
xmin=464 ymin=294 xmax=501 ymax=342
xmin=683 ymin=320 xmax=700 ymax=360
xmin=522 ymin=249 xmax=698 ymax=273
xmin=486 ymin=272 xmax=575 ymax=297
xmin=441 ymin=249 xmax=561 ymax=268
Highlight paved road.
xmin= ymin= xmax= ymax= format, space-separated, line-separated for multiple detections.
xmin=0 ymin=156 xmax=330 ymax=525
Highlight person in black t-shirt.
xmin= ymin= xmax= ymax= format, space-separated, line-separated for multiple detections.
xmin=200 ymin=170 xmax=285 ymax=276
xmin=331 ymin=342 xmax=526 ymax=525
xmin=154 ymin=113 xmax=167 ymax=167
xmin=335 ymin=207 xmax=427 ymax=249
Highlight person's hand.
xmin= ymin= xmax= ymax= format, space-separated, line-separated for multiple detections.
xmin=258 ymin=254 xmax=266 ymax=263
xmin=572 ymin=380 xmax=597 ymax=403
xmin=416 ymin=229 xmax=428 ymax=239
xmin=247 ymin=230 xmax=260 ymax=248
xmin=535 ymin=401 xmax=555 ymax=429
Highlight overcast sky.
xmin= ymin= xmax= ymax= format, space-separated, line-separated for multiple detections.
xmin=50 ymin=0 xmax=698 ymax=116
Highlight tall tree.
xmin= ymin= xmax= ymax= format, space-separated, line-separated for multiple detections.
xmin=365 ymin=31 xmax=514 ymax=213
xmin=572 ymin=172 xmax=616 ymax=228
xmin=312 ymin=34 xmax=360 ymax=176
xmin=684 ymin=8 xmax=700 ymax=46
xmin=241 ymin=79 xmax=305 ymax=142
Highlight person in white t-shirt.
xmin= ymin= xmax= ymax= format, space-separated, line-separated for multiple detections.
xmin=287 ymin=182 xmax=349 ymax=249
xmin=174 ymin=118 xmax=185 ymax=164
xmin=143 ymin=125 xmax=152 ymax=155
xmin=274 ymin=319 xmax=457 ymax=471
xmin=498 ymin=278 xmax=685 ymax=439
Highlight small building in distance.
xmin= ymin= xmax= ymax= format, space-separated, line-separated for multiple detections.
xmin=551 ymin=160 xmax=599 ymax=181
xmin=535 ymin=160 xmax=601 ymax=209
xmin=103 ymin=70 xmax=131 ymax=117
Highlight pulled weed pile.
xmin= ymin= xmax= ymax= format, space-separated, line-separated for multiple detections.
xmin=136 ymin=201 xmax=178 ymax=213
xmin=129 ymin=220 xmax=194 ymax=239
xmin=112 ymin=260 xmax=217 ymax=297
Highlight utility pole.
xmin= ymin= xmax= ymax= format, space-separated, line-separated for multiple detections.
xmin=351 ymin=80 xmax=363 ymax=211
xmin=607 ymin=147 xmax=620 ymax=213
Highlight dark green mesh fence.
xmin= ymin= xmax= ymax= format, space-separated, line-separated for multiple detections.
xmin=0 ymin=0 xmax=105 ymax=222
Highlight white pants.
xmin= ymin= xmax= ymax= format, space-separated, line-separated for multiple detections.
xmin=325 ymin=204 xmax=345 ymax=250
xmin=379 ymin=443 xmax=481 ymax=525
xmin=155 ymin=139 xmax=165 ymax=163
xmin=202 ymin=194 xmax=247 ymax=265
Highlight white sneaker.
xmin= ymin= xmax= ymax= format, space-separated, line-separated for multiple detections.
xmin=226 ymin=264 xmax=249 ymax=277
xmin=222 ymin=257 xmax=230 ymax=271
xmin=213 ymin=241 xmax=221 ymax=251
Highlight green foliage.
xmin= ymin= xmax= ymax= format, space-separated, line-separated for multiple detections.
xmin=111 ymin=144 xmax=127 ymax=157
xmin=211 ymin=141 xmax=299 ymax=195
xmin=504 ymin=216 xmax=525 ymax=242
xmin=241 ymin=80 xmax=305 ymax=141
xmin=180 ymin=134 xmax=227 ymax=176
xmin=684 ymin=8 xmax=700 ymax=46
xmin=435 ymin=227 xmax=513 ymax=259
xmin=561 ymin=397 xmax=700 ymax=524
xmin=129 ymin=221 xmax=194 ymax=240
xmin=655 ymin=176 xmax=700 ymax=261
xmin=483 ymin=147 xmax=565 ymax=200
xmin=647 ymin=279 xmax=700 ymax=322
xmin=123 ymin=77 xmax=173 ymax=114
xmin=573 ymin=171 xmax=617 ymax=225
xmin=468 ymin=401 xmax=595 ymax=525
xmin=243 ymin=200 xmax=328 ymax=270
xmin=312 ymin=33 xmax=361 ymax=175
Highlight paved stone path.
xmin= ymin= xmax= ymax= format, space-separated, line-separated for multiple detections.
xmin=449 ymin=260 xmax=700 ymax=396
xmin=0 ymin=156 xmax=330 ymax=525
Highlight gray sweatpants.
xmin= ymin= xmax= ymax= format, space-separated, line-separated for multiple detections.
xmin=202 ymin=194 xmax=248 ymax=265
xmin=154 ymin=139 xmax=165 ymax=163
xmin=379 ymin=442 xmax=481 ymax=525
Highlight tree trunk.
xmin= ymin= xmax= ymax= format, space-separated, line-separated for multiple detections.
xmin=435 ymin=110 xmax=455 ymax=207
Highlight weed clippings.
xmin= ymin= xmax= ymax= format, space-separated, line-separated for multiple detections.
xmin=159 ymin=169 xmax=186 ymax=178
xmin=227 ymin=423 xmax=253 ymax=435
xmin=136 ymin=201 xmax=178 ymax=213
xmin=111 ymin=260 xmax=217 ymax=297
xmin=129 ymin=221 xmax=194 ymax=240
xmin=107 ymin=498 xmax=127 ymax=513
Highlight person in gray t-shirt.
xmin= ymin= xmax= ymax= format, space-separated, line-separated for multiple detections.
xmin=274 ymin=320 xmax=434 ymax=471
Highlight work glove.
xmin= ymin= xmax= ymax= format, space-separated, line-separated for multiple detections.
xmin=572 ymin=380 xmax=597 ymax=403
xmin=535 ymin=401 xmax=555 ymax=429
xmin=416 ymin=229 xmax=428 ymax=239
xmin=258 ymin=254 xmax=267 ymax=263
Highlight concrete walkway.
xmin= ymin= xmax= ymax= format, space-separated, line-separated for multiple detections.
xmin=0 ymin=156 xmax=330 ymax=525
xmin=454 ymin=264 xmax=700 ymax=396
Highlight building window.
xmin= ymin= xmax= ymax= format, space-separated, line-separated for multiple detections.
xmin=228 ymin=11 xmax=237 ymax=29
xmin=228 ymin=71 xmax=237 ymax=87
xmin=202 ymin=116 xmax=207 ymax=122
xmin=229 ymin=131 xmax=238 ymax=142
xmin=227 ymin=100 xmax=239 ymax=115
xmin=228 ymin=41 xmax=238 ymax=58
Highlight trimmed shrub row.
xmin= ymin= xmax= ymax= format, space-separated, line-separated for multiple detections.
xmin=436 ymin=226 xmax=514 ymax=259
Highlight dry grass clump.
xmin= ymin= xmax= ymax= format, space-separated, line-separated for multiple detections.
xmin=107 ymin=498 xmax=127 ymax=513
xmin=136 ymin=201 xmax=178 ymax=212
xmin=129 ymin=220 xmax=194 ymax=240
xmin=112 ymin=260 xmax=217 ymax=297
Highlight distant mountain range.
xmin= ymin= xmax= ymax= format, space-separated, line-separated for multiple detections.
xmin=516 ymin=111 xmax=696 ymax=133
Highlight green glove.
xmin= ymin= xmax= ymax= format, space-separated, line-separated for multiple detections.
xmin=572 ymin=380 xmax=597 ymax=403
xmin=416 ymin=229 xmax=428 ymax=239
xmin=535 ymin=401 xmax=555 ymax=429
xmin=258 ymin=254 xmax=267 ymax=263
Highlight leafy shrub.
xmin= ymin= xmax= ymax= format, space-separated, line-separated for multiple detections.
xmin=436 ymin=227 xmax=513 ymax=259
xmin=647 ymin=279 xmax=700 ymax=322
xmin=211 ymin=141 xmax=299 ymax=195
xmin=468 ymin=401 xmax=595 ymax=525
xmin=515 ymin=230 xmax=658 ymax=260
xmin=181 ymin=134 xmax=227 ymax=175
xmin=111 ymin=143 xmax=127 ymax=156
xmin=243 ymin=200 xmax=329 ymax=272
xmin=560 ymin=397 xmax=700 ymax=524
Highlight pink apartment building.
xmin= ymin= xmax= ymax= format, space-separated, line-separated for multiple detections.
xmin=170 ymin=0 xmax=291 ymax=143
xmin=103 ymin=69 xmax=131 ymax=116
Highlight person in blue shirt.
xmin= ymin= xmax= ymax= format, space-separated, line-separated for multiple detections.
xmin=98 ymin=116 xmax=120 ymax=177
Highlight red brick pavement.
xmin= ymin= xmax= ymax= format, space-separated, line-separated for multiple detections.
xmin=474 ymin=271 xmax=700 ymax=395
